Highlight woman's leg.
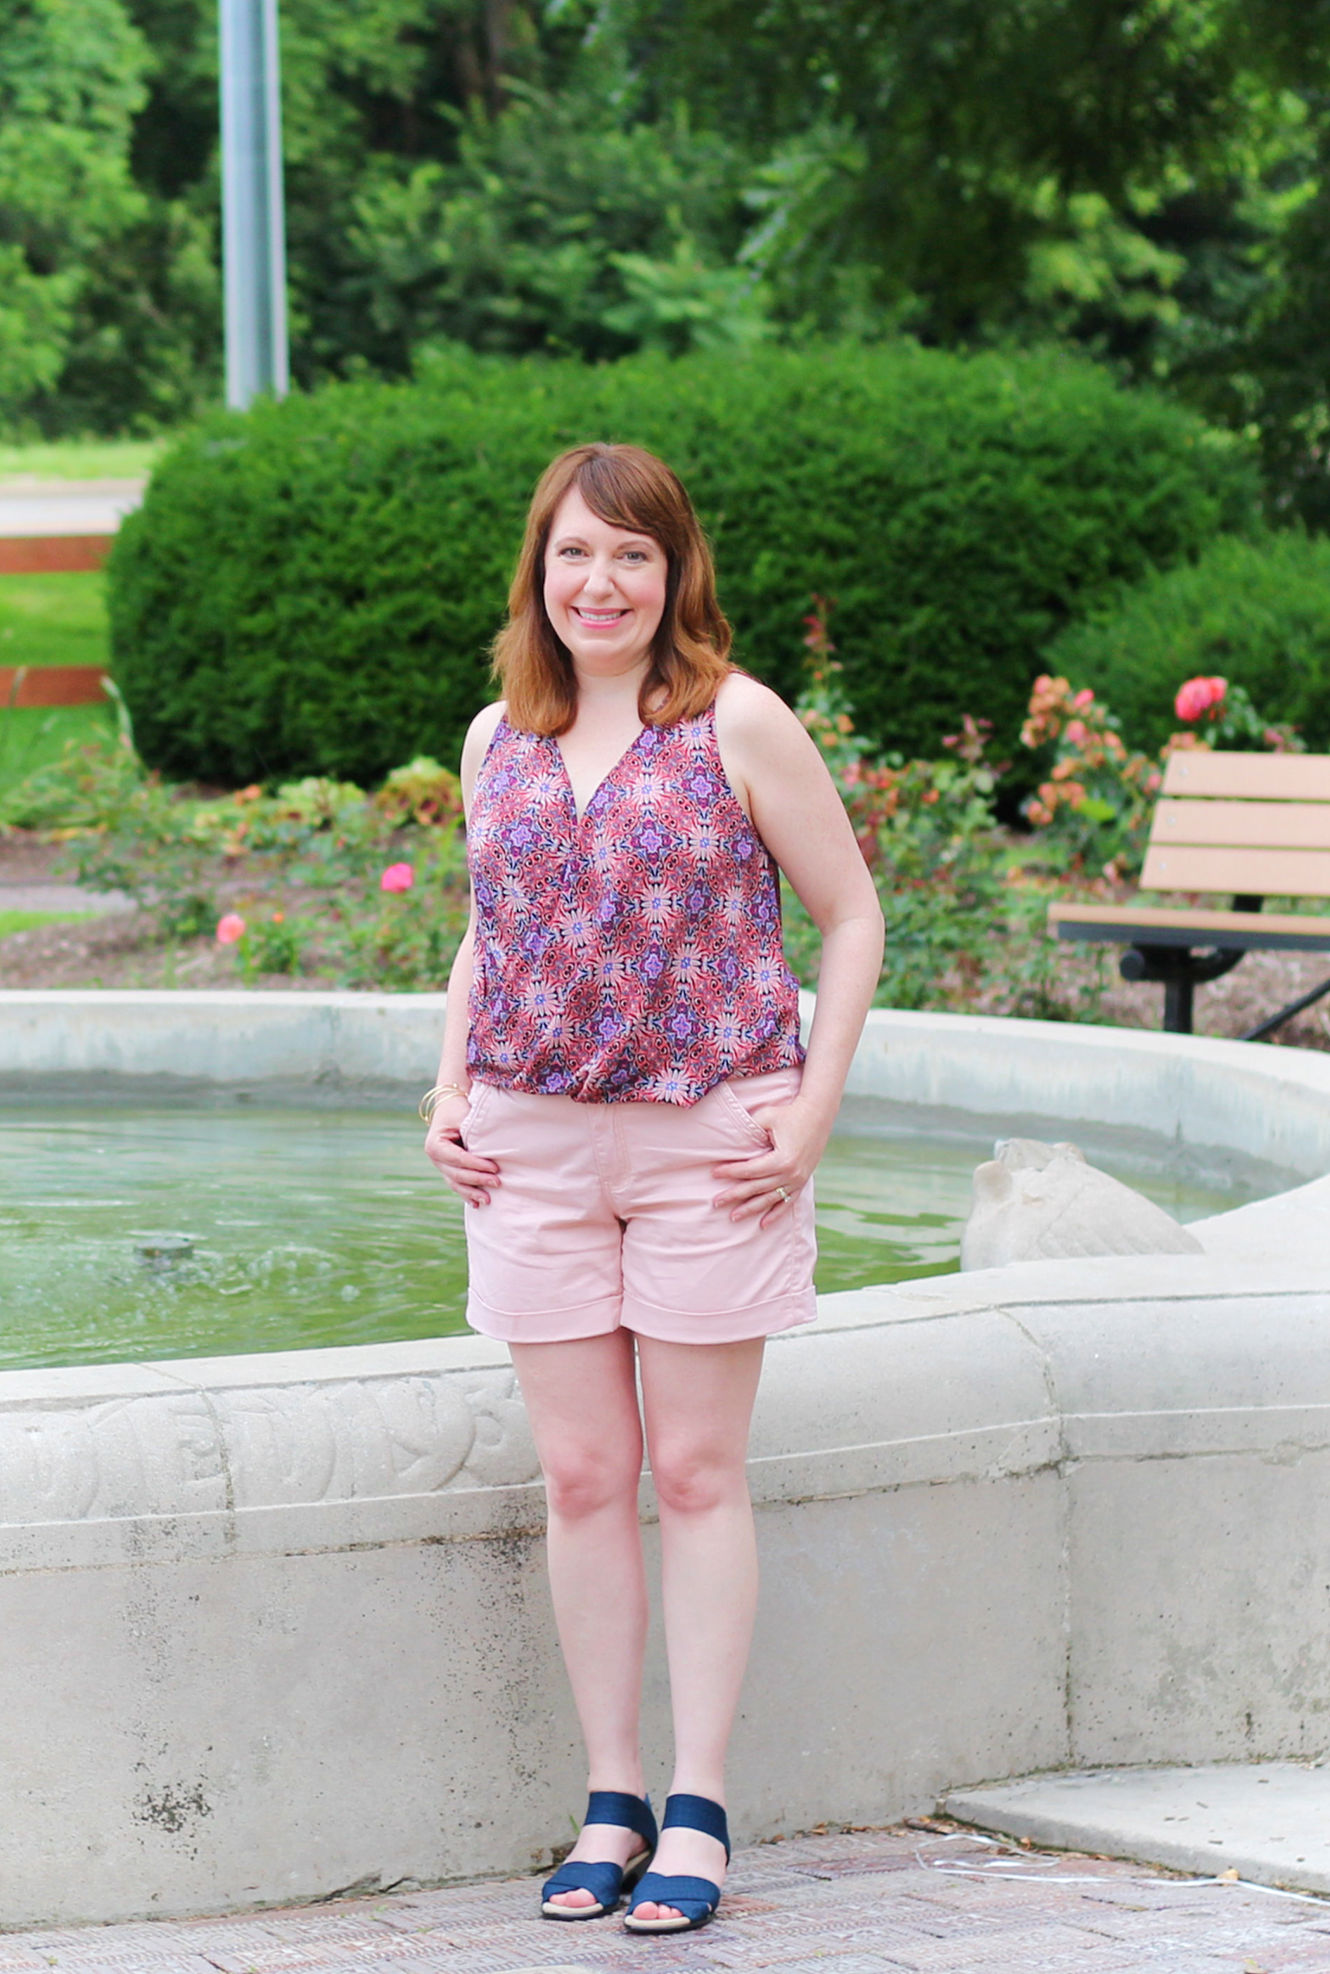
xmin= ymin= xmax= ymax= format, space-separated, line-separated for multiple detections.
xmin=630 ymin=1334 xmax=766 ymax=1918
xmin=509 ymin=1329 xmax=649 ymax=1907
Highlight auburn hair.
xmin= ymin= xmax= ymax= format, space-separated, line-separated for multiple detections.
xmin=491 ymin=443 xmax=732 ymax=733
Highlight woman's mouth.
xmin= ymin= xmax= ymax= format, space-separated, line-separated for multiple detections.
xmin=572 ymin=607 xmax=628 ymax=626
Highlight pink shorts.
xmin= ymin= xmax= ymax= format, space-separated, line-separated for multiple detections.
xmin=461 ymin=1066 xmax=817 ymax=1345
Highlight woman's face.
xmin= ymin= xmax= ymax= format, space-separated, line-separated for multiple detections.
xmin=543 ymin=486 xmax=668 ymax=679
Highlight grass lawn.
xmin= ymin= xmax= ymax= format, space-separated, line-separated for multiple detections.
xmin=0 ymin=704 xmax=116 ymax=803
xmin=0 ymin=436 xmax=167 ymax=480
xmin=0 ymin=909 xmax=92 ymax=939
xmin=0 ymin=573 xmax=115 ymax=797
xmin=0 ymin=571 xmax=109 ymax=670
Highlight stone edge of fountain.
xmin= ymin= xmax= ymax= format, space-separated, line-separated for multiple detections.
xmin=0 ymin=994 xmax=1326 ymax=1926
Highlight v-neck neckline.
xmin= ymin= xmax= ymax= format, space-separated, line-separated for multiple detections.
xmin=551 ymin=725 xmax=649 ymax=825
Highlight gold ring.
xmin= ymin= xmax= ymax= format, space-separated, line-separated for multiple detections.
xmin=776 ymin=1186 xmax=790 ymax=1203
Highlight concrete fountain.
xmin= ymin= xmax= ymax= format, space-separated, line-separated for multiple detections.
xmin=0 ymin=990 xmax=1326 ymax=1925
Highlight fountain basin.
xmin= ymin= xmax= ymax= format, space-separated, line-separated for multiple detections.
xmin=0 ymin=992 xmax=1326 ymax=1928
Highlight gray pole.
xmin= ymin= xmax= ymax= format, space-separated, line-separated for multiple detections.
xmin=220 ymin=0 xmax=289 ymax=408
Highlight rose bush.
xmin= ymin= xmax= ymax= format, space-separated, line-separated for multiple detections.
xmin=1174 ymin=675 xmax=1227 ymax=722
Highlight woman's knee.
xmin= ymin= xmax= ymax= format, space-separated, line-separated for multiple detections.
xmin=542 ymin=1438 xmax=642 ymax=1520
xmin=650 ymin=1438 xmax=748 ymax=1518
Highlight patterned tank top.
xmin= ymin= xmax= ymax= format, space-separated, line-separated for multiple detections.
xmin=465 ymin=702 xmax=804 ymax=1104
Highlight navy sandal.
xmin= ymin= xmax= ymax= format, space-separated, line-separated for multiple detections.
xmin=623 ymin=1791 xmax=730 ymax=1934
xmin=540 ymin=1790 xmax=657 ymax=1921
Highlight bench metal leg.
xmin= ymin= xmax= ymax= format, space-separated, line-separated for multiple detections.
xmin=1163 ymin=976 xmax=1194 ymax=1034
xmin=1240 ymin=973 xmax=1330 ymax=1043
xmin=1119 ymin=944 xmax=1247 ymax=1035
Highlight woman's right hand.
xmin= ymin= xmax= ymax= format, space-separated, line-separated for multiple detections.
xmin=424 ymin=1092 xmax=500 ymax=1208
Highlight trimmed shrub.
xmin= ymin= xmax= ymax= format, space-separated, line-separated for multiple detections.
xmin=1044 ymin=529 xmax=1330 ymax=756
xmin=108 ymin=342 xmax=1259 ymax=784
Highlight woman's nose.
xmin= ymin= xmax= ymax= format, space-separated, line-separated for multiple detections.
xmin=580 ymin=556 xmax=617 ymax=595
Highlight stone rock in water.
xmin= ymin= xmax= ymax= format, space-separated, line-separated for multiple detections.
xmin=960 ymin=1137 xmax=1204 ymax=1270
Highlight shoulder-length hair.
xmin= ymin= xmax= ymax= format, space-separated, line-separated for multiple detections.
xmin=492 ymin=443 xmax=732 ymax=734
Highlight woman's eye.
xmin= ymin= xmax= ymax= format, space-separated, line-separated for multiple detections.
xmin=621 ymin=549 xmax=647 ymax=563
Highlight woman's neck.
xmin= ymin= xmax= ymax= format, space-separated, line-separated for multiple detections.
xmin=570 ymin=656 xmax=653 ymax=711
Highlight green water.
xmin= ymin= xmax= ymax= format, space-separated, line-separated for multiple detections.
xmin=0 ymin=1107 xmax=1249 ymax=1372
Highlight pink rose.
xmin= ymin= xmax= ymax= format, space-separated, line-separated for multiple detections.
xmin=1071 ymin=688 xmax=1095 ymax=710
xmin=380 ymin=862 xmax=414 ymax=894
xmin=216 ymin=913 xmax=246 ymax=945
xmin=1174 ymin=675 xmax=1227 ymax=722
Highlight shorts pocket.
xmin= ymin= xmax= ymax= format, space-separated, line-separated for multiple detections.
xmin=714 ymin=1080 xmax=775 ymax=1147
xmin=460 ymin=1080 xmax=495 ymax=1143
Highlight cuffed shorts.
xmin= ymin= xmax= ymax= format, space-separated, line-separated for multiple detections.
xmin=461 ymin=1066 xmax=817 ymax=1345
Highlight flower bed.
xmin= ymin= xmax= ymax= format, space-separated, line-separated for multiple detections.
xmin=1 ymin=612 xmax=1325 ymax=1047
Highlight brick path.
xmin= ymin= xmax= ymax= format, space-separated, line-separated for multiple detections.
xmin=3 ymin=1825 xmax=1328 ymax=1974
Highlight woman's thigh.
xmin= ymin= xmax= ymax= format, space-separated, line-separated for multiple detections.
xmin=510 ymin=1331 xmax=644 ymax=1504
xmin=637 ymin=1335 xmax=765 ymax=1508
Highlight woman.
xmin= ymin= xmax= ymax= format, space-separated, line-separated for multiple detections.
xmin=424 ymin=443 xmax=883 ymax=1934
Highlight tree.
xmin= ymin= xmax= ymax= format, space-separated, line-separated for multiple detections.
xmin=610 ymin=0 xmax=1313 ymax=342
xmin=0 ymin=0 xmax=150 ymax=414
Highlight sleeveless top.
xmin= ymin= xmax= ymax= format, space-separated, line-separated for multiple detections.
xmin=465 ymin=703 xmax=804 ymax=1104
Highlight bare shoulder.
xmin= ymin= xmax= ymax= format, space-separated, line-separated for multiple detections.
xmin=467 ymin=699 xmax=506 ymax=747
xmin=460 ymin=700 xmax=507 ymax=800
xmin=714 ymin=670 xmax=810 ymax=752
xmin=714 ymin=670 xmax=834 ymax=823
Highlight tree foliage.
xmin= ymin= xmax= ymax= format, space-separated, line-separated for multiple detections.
xmin=0 ymin=0 xmax=151 ymax=403
xmin=3 ymin=0 xmax=1330 ymax=528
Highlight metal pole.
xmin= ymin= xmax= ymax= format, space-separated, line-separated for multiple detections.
xmin=220 ymin=0 xmax=289 ymax=408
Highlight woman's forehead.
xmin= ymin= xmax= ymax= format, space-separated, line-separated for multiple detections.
xmin=549 ymin=484 xmax=659 ymax=547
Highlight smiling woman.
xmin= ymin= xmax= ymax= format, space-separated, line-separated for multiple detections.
xmin=418 ymin=441 xmax=884 ymax=1935
xmin=491 ymin=443 xmax=732 ymax=742
xmin=543 ymin=490 xmax=667 ymax=669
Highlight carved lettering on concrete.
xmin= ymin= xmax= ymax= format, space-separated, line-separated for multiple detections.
xmin=0 ymin=1393 xmax=226 ymax=1525
xmin=455 ymin=1370 xmax=541 ymax=1488
xmin=0 ymin=1369 xmax=542 ymax=1526
xmin=218 ymin=1376 xmax=480 ymax=1507
xmin=214 ymin=1370 xmax=541 ymax=1507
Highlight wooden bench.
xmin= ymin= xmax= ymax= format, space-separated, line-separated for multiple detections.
xmin=1048 ymin=750 xmax=1330 ymax=1040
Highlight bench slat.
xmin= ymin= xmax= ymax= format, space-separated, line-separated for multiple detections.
xmin=1162 ymin=751 xmax=1330 ymax=801
xmin=1140 ymin=844 xmax=1330 ymax=897
xmin=1050 ymin=902 xmax=1330 ymax=936
xmin=1152 ymin=798 xmax=1330 ymax=850
xmin=1049 ymin=901 xmax=1330 ymax=953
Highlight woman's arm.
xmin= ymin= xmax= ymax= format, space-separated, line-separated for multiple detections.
xmin=431 ymin=914 xmax=477 ymax=1094
xmin=423 ymin=701 xmax=506 ymax=1207
xmin=713 ymin=673 xmax=885 ymax=1220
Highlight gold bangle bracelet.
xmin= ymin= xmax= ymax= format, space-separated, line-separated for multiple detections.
xmin=419 ymin=1082 xmax=469 ymax=1122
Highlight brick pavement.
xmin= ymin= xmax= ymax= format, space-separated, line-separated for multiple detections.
xmin=2 ymin=1826 xmax=1328 ymax=1974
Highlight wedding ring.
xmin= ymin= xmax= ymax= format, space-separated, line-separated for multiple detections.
xmin=776 ymin=1186 xmax=790 ymax=1203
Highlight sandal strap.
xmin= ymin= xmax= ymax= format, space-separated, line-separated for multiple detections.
xmin=541 ymin=1857 xmax=623 ymax=1910
xmin=585 ymin=1790 xmax=657 ymax=1849
xmin=629 ymin=1870 xmax=720 ymax=1920
xmin=661 ymin=1792 xmax=731 ymax=1860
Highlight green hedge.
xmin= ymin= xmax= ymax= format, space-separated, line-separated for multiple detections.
xmin=108 ymin=342 xmax=1260 ymax=785
xmin=1044 ymin=529 xmax=1330 ymax=755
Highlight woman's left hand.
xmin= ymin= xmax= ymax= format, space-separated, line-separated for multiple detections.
xmin=712 ymin=1097 xmax=830 ymax=1227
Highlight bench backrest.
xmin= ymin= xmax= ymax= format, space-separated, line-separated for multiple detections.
xmin=1143 ymin=751 xmax=1330 ymax=900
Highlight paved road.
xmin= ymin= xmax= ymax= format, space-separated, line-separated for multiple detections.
xmin=0 ymin=478 xmax=145 ymax=537
xmin=0 ymin=882 xmax=131 ymax=916
xmin=1 ymin=1824 xmax=1326 ymax=1973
